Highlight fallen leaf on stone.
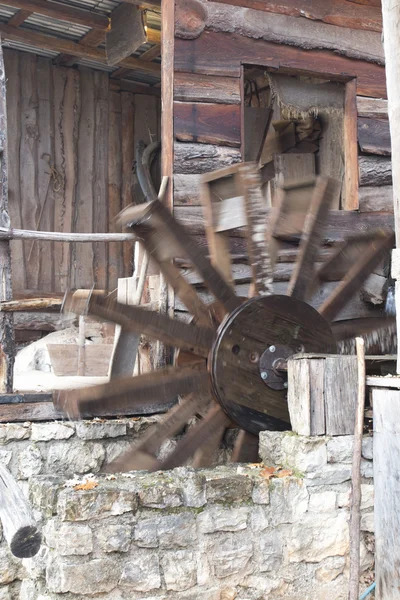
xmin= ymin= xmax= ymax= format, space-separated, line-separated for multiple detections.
xmin=248 ymin=462 xmax=263 ymax=468
xmin=277 ymin=469 xmax=293 ymax=478
xmin=259 ymin=466 xmax=276 ymax=480
xmin=73 ymin=480 xmax=98 ymax=491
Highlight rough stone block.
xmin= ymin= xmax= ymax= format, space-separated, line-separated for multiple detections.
xmin=251 ymin=480 xmax=270 ymax=505
xmin=0 ymin=586 xmax=11 ymax=600
xmin=206 ymin=531 xmax=253 ymax=578
xmin=18 ymin=445 xmax=43 ymax=479
xmin=327 ymin=436 xmax=354 ymax=464
xmin=96 ymin=522 xmax=131 ymax=553
xmin=308 ymin=491 xmax=336 ymax=513
xmin=282 ymin=435 xmax=327 ymax=473
xmin=361 ymin=459 xmax=373 ymax=479
xmin=44 ymin=521 xmax=93 ymax=555
xmin=250 ymin=505 xmax=269 ymax=532
xmin=29 ymin=476 xmax=64 ymax=518
xmin=362 ymin=436 xmax=373 ymax=460
xmin=198 ymin=506 xmax=249 ymax=534
xmin=104 ymin=441 xmax=132 ymax=466
xmin=305 ymin=465 xmax=351 ymax=486
xmin=315 ymin=556 xmax=345 ymax=583
xmin=158 ymin=513 xmax=196 ymax=548
xmin=57 ymin=487 xmax=137 ymax=521
xmin=174 ymin=468 xmax=206 ymax=508
xmin=134 ymin=518 xmax=159 ymax=548
xmin=204 ymin=469 xmax=253 ymax=503
xmin=0 ymin=449 xmax=12 ymax=466
xmin=288 ymin=512 xmax=349 ymax=562
xmin=0 ymin=547 xmax=20 ymax=584
xmin=31 ymin=423 xmax=75 ymax=442
xmin=256 ymin=530 xmax=283 ymax=572
xmin=361 ymin=512 xmax=374 ymax=533
xmin=46 ymin=441 xmax=105 ymax=475
xmin=120 ymin=552 xmax=161 ymax=591
xmin=46 ymin=557 xmax=120 ymax=594
xmin=361 ymin=484 xmax=374 ymax=510
xmin=269 ymin=479 xmax=309 ymax=524
xmin=161 ymin=550 xmax=197 ymax=591
xmin=76 ymin=421 xmax=127 ymax=440
xmin=0 ymin=423 xmax=30 ymax=443
xmin=137 ymin=473 xmax=183 ymax=509
xmin=258 ymin=431 xmax=285 ymax=465
xmin=22 ymin=546 xmax=48 ymax=580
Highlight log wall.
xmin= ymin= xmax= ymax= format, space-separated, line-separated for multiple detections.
xmin=171 ymin=0 xmax=394 ymax=320
xmin=5 ymin=49 xmax=161 ymax=295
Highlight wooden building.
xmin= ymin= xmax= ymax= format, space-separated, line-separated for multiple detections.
xmin=163 ymin=0 xmax=393 ymax=324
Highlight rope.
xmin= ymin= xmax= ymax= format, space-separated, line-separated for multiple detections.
xmin=359 ymin=582 xmax=376 ymax=600
xmin=41 ymin=153 xmax=64 ymax=193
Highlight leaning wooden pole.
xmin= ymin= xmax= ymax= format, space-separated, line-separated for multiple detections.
xmin=0 ymin=45 xmax=14 ymax=392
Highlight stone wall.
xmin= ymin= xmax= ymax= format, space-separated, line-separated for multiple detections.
xmin=0 ymin=427 xmax=374 ymax=600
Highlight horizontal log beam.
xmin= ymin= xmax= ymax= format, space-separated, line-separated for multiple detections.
xmin=0 ymin=0 xmax=110 ymax=30
xmin=210 ymin=0 xmax=382 ymax=32
xmin=0 ymin=227 xmax=136 ymax=242
xmin=0 ymin=24 xmax=161 ymax=76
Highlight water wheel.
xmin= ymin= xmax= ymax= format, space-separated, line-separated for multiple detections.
xmin=56 ymin=165 xmax=394 ymax=472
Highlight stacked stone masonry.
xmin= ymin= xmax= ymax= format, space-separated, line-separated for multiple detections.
xmin=0 ymin=422 xmax=374 ymax=600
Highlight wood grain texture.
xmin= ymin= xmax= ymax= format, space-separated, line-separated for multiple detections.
xmin=162 ymin=0 xmax=175 ymax=211
xmin=174 ymin=173 xmax=202 ymax=204
xmin=202 ymin=1 xmax=384 ymax=64
xmin=359 ymin=155 xmax=392 ymax=186
xmin=174 ymin=72 xmax=241 ymax=104
xmin=343 ymin=79 xmax=359 ymax=209
xmin=358 ymin=116 xmax=391 ymax=156
xmin=174 ymin=142 xmax=241 ymax=174
xmin=324 ymin=355 xmax=358 ymax=434
xmin=174 ymin=31 xmax=386 ymax=98
xmin=373 ymin=387 xmax=400 ymax=600
xmin=121 ymin=91 xmax=135 ymax=275
xmin=175 ymin=0 xmax=207 ymax=39
xmin=174 ymin=101 xmax=241 ymax=146
xmin=210 ymin=0 xmax=382 ymax=32
xmin=108 ymin=91 xmax=123 ymax=291
xmin=357 ymin=96 xmax=388 ymax=118
xmin=359 ymin=186 xmax=393 ymax=212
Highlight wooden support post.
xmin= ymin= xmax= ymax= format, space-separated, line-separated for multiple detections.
xmin=0 ymin=46 xmax=14 ymax=393
xmin=0 ymin=463 xmax=41 ymax=558
xmin=373 ymin=383 xmax=400 ymax=600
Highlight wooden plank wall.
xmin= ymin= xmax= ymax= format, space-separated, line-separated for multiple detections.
xmin=5 ymin=49 xmax=161 ymax=295
xmin=172 ymin=0 xmax=394 ymax=322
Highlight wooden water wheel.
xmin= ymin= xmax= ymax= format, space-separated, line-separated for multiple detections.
xmin=56 ymin=164 xmax=394 ymax=472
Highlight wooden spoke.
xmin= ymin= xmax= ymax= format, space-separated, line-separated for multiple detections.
xmin=287 ymin=176 xmax=339 ymax=301
xmin=104 ymin=393 xmax=206 ymax=473
xmin=159 ymin=405 xmax=230 ymax=470
xmin=119 ymin=200 xmax=242 ymax=316
xmin=230 ymin=430 xmax=259 ymax=463
xmin=191 ymin=406 xmax=227 ymax=467
xmin=318 ymin=230 xmax=394 ymax=322
xmin=110 ymin=329 xmax=140 ymax=379
xmin=331 ymin=316 xmax=396 ymax=341
xmin=66 ymin=293 xmax=216 ymax=358
xmin=236 ymin=163 xmax=274 ymax=297
xmin=55 ymin=365 xmax=210 ymax=419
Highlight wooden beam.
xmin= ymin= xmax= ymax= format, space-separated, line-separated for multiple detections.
xmin=211 ymin=0 xmax=382 ymax=32
xmin=162 ymin=0 xmax=174 ymax=211
xmin=146 ymin=28 xmax=161 ymax=44
xmin=109 ymin=78 xmax=161 ymax=96
xmin=0 ymin=23 xmax=161 ymax=76
xmin=0 ymin=0 xmax=110 ymax=30
xmin=7 ymin=9 xmax=31 ymax=26
xmin=343 ymin=79 xmax=359 ymax=209
xmin=106 ymin=4 xmax=146 ymax=66
xmin=79 ymin=29 xmax=106 ymax=48
xmin=357 ymin=96 xmax=388 ymax=119
xmin=140 ymin=44 xmax=161 ymax=61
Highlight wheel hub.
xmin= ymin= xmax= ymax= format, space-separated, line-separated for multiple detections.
xmin=209 ymin=294 xmax=336 ymax=434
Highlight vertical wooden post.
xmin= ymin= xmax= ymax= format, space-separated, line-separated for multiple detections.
xmin=342 ymin=78 xmax=359 ymax=211
xmin=373 ymin=385 xmax=400 ymax=600
xmin=0 ymin=46 xmax=14 ymax=392
xmin=381 ymin=1 xmax=400 ymax=373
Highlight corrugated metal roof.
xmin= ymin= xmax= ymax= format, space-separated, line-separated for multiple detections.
xmin=0 ymin=0 xmax=161 ymax=86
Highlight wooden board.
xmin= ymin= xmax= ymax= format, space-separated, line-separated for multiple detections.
xmin=210 ymin=0 xmax=382 ymax=32
xmin=343 ymin=79 xmax=359 ymax=209
xmin=324 ymin=355 xmax=358 ymax=435
xmin=174 ymin=142 xmax=241 ymax=174
xmin=174 ymin=102 xmax=241 ymax=146
xmin=359 ymin=186 xmax=393 ymax=212
xmin=174 ymin=31 xmax=386 ymax=98
xmin=358 ymin=116 xmax=391 ymax=155
xmin=47 ymin=344 xmax=113 ymax=376
xmin=359 ymin=155 xmax=392 ymax=186
xmin=174 ymin=72 xmax=241 ymax=104
xmin=357 ymin=96 xmax=388 ymax=118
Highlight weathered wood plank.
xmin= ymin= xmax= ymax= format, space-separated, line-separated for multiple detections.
xmin=343 ymin=79 xmax=359 ymax=209
xmin=359 ymin=155 xmax=392 ymax=186
xmin=37 ymin=56 xmax=55 ymax=291
xmin=324 ymin=355 xmax=358 ymax=435
xmin=174 ymin=173 xmax=202 ymax=205
xmin=210 ymin=0 xmax=382 ymax=32
xmin=175 ymin=31 xmax=386 ymax=98
xmin=358 ymin=116 xmax=391 ymax=155
xmin=373 ymin=388 xmax=400 ymax=600
xmin=162 ymin=0 xmax=174 ymax=212
xmin=93 ymin=71 xmax=109 ymax=290
xmin=359 ymin=186 xmax=393 ymax=212
xmin=174 ymin=72 xmax=241 ymax=104
xmin=73 ymin=67 xmax=95 ymax=290
xmin=121 ymin=91 xmax=135 ymax=275
xmin=201 ymin=1 xmax=384 ymax=63
xmin=174 ymin=101 xmax=241 ymax=146
xmin=4 ymin=50 xmax=25 ymax=292
xmin=0 ymin=393 xmax=52 ymax=404
xmin=357 ymin=96 xmax=388 ymax=118
xmin=108 ymin=91 xmax=123 ymax=291
xmin=174 ymin=142 xmax=241 ymax=174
